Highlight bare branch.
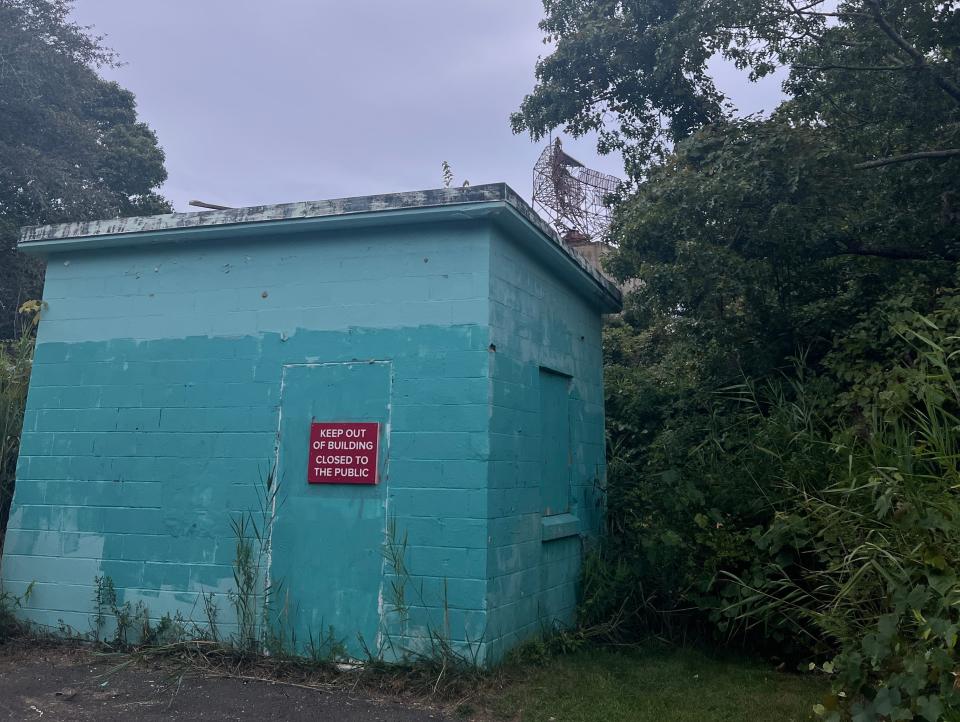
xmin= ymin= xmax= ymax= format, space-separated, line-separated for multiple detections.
xmin=796 ymin=10 xmax=873 ymax=18
xmin=794 ymin=63 xmax=910 ymax=72
xmin=783 ymin=0 xmax=827 ymax=43
xmin=854 ymin=149 xmax=960 ymax=169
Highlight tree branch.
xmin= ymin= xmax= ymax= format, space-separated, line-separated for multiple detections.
xmin=796 ymin=10 xmax=872 ymax=18
xmin=862 ymin=0 xmax=960 ymax=106
xmin=854 ymin=148 xmax=960 ymax=169
xmin=836 ymin=246 xmax=958 ymax=262
xmin=782 ymin=0 xmax=827 ymax=43
xmin=794 ymin=63 xmax=910 ymax=72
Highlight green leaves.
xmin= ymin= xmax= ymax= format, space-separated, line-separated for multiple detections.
xmin=602 ymin=296 xmax=960 ymax=717
xmin=532 ymin=3 xmax=960 ymax=716
xmin=0 ymin=324 xmax=34 ymax=539
xmin=517 ymin=1 xmax=960 ymax=183
xmin=0 ymin=0 xmax=171 ymax=338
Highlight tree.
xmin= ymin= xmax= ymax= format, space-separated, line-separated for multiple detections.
xmin=0 ymin=0 xmax=170 ymax=338
xmin=514 ymin=0 xmax=958 ymax=454
xmin=513 ymin=1 xmax=960 ymax=182
xmin=513 ymin=4 xmax=960 ymax=713
xmin=513 ymin=0 xmax=959 ymax=445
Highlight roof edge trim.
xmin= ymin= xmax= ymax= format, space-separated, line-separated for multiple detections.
xmin=19 ymin=183 xmax=622 ymax=312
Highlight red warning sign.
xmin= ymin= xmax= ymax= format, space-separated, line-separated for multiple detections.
xmin=308 ymin=422 xmax=379 ymax=484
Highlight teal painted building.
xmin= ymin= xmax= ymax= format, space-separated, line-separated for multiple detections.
xmin=0 ymin=184 xmax=621 ymax=663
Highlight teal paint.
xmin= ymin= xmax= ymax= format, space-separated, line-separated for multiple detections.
xmin=485 ymin=225 xmax=608 ymax=661
xmin=1 ymin=186 xmax=618 ymax=664
xmin=271 ymin=362 xmax=391 ymax=657
xmin=33 ymin=223 xmax=491 ymax=345
xmin=537 ymin=369 xmax=572 ymax=516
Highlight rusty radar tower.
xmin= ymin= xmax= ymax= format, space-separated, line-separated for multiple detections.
xmin=532 ymin=138 xmax=621 ymax=244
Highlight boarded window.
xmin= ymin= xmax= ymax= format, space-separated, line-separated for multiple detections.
xmin=539 ymin=367 xmax=571 ymax=516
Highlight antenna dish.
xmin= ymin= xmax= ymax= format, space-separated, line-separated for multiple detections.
xmin=532 ymin=138 xmax=621 ymax=243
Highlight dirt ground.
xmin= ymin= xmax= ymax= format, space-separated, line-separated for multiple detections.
xmin=0 ymin=642 xmax=452 ymax=721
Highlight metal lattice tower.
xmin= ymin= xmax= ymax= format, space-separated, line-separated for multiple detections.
xmin=532 ymin=138 xmax=621 ymax=242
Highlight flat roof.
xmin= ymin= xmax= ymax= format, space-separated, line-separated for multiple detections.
xmin=19 ymin=183 xmax=622 ymax=312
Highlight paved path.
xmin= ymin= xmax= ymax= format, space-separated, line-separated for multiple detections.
xmin=0 ymin=644 xmax=450 ymax=721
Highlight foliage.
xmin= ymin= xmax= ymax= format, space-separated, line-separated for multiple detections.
xmin=80 ymin=510 xmax=486 ymax=702
xmin=440 ymin=160 xmax=469 ymax=189
xmin=0 ymin=0 xmax=171 ymax=338
xmin=598 ymin=298 xmax=960 ymax=718
xmin=516 ymin=0 xmax=960 ymax=718
xmin=0 ymin=305 xmax=37 ymax=539
xmin=513 ymin=0 xmax=960 ymax=183
xmin=228 ymin=466 xmax=286 ymax=656
xmin=0 ymin=581 xmax=32 ymax=642
xmin=724 ymin=306 xmax=960 ymax=720
xmin=374 ymin=516 xmax=484 ymax=684
xmin=92 ymin=574 xmax=160 ymax=648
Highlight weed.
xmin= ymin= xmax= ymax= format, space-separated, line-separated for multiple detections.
xmin=374 ymin=516 xmax=486 ymax=695
xmin=227 ymin=464 xmax=283 ymax=655
xmin=305 ymin=625 xmax=347 ymax=664
xmin=92 ymin=575 xmax=157 ymax=649
xmin=0 ymin=308 xmax=37 ymax=539
xmin=0 ymin=581 xmax=33 ymax=642
xmin=201 ymin=592 xmax=220 ymax=644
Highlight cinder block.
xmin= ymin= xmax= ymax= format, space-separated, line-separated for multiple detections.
xmin=2 ymin=529 xmax=60 ymax=556
xmin=51 ymin=432 xmax=97 ymax=456
xmin=390 ymin=431 xmax=488 ymax=461
xmin=391 ymin=488 xmax=486 ymax=519
xmin=8 ymin=481 xmax=46 ymax=505
xmin=117 ymin=534 xmax=169 ymax=562
xmin=143 ymin=561 xmax=190 ymax=589
xmin=24 ymin=386 xmax=63 ymax=409
xmin=18 ymin=432 xmax=55 ymax=456
xmin=116 ymin=408 xmax=161 ymax=432
xmin=92 ymin=433 xmax=138 ymax=457
xmin=97 ymin=385 xmax=143 ymax=408
xmin=404 ymin=545 xmax=486 ymax=579
xmin=32 ymin=343 xmax=71 ymax=365
xmin=4 ymin=206 xmax=612 ymax=663
xmin=392 ymin=378 xmax=489 ymax=406
xmin=392 ymin=404 xmax=487 ymax=433
xmin=6 ymin=504 xmax=61 ymax=531
xmin=1 ymin=554 xmax=101 ymax=585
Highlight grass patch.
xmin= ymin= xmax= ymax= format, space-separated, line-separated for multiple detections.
xmin=484 ymin=644 xmax=826 ymax=722
xmin=0 ymin=633 xmax=827 ymax=721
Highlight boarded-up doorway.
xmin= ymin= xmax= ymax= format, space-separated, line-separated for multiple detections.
xmin=270 ymin=361 xmax=391 ymax=657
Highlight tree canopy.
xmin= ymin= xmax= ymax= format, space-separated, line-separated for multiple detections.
xmin=516 ymin=1 xmax=960 ymax=717
xmin=513 ymin=0 xmax=960 ymax=181
xmin=514 ymin=0 xmax=959 ymax=420
xmin=0 ymin=0 xmax=170 ymax=338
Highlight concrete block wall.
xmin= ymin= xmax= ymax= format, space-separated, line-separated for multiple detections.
xmin=2 ymin=221 xmax=494 ymax=659
xmin=484 ymin=226 xmax=607 ymax=660
xmin=1 ymin=202 xmax=613 ymax=664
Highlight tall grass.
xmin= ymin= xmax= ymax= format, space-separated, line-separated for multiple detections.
xmin=0 ymin=309 xmax=36 ymax=641
xmin=717 ymin=317 xmax=960 ymax=719
xmin=590 ymin=298 xmax=960 ymax=719
xmin=0 ymin=324 xmax=33 ymax=543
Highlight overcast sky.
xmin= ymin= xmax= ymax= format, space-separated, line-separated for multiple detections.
xmin=70 ymin=1 xmax=782 ymax=213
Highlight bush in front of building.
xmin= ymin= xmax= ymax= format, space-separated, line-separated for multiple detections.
xmin=593 ymin=295 xmax=960 ymax=720
xmin=0 ymin=306 xmax=36 ymax=544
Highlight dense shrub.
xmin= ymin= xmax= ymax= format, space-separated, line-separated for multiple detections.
xmin=0 ymin=314 xmax=33 ymax=643
xmin=593 ymin=294 xmax=960 ymax=719
xmin=731 ymin=301 xmax=960 ymax=719
xmin=0 ymin=307 xmax=37 ymax=543
xmin=515 ymin=1 xmax=959 ymax=717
